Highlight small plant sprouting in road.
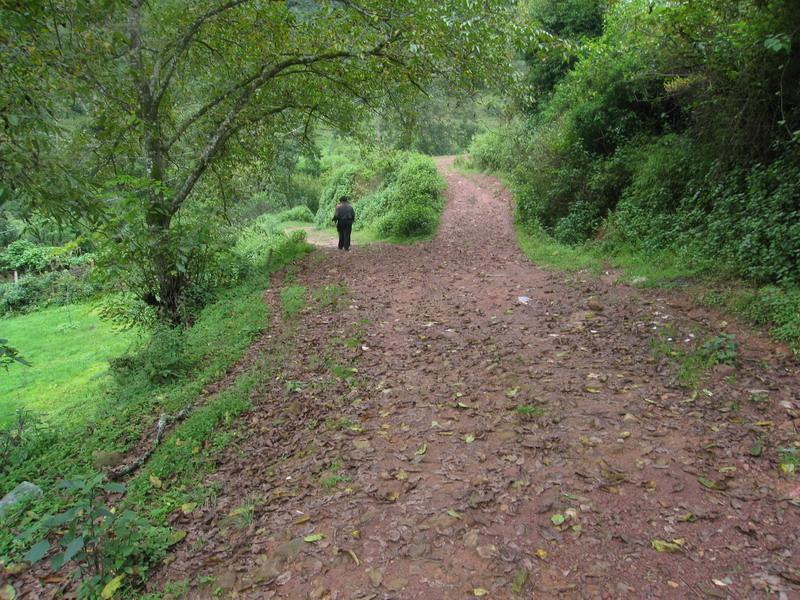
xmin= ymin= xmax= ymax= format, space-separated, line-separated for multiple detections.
xmin=314 ymin=283 xmax=348 ymax=308
xmin=286 ymin=380 xmax=305 ymax=393
xmin=226 ymin=496 xmax=260 ymax=529
xmin=698 ymin=333 xmax=738 ymax=366
xmin=514 ymin=404 xmax=545 ymax=420
xmin=330 ymin=363 xmax=358 ymax=381
xmin=778 ymin=446 xmax=800 ymax=475
xmin=324 ymin=416 xmax=359 ymax=431
xmin=651 ymin=329 xmax=739 ymax=387
xmin=320 ymin=460 xmax=351 ymax=489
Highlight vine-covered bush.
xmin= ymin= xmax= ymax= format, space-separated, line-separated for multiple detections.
xmin=314 ymin=165 xmax=361 ymax=226
xmin=356 ymin=154 xmax=445 ymax=239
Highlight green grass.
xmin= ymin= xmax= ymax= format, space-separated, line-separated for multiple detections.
xmin=0 ymin=304 xmax=137 ymax=426
xmin=0 ymin=237 xmax=312 ymax=562
xmin=515 ymin=223 xmax=601 ymax=274
xmin=514 ymin=404 xmax=546 ymax=419
xmin=280 ymin=284 xmax=307 ymax=317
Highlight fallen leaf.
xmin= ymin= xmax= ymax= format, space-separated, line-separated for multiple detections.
xmin=292 ymin=514 xmax=310 ymax=525
xmin=534 ymin=548 xmax=548 ymax=560
xmin=303 ymin=533 xmax=325 ymax=543
xmin=394 ymin=470 xmax=409 ymax=481
xmin=167 ymin=530 xmax=186 ymax=546
xmin=512 ymin=569 xmax=529 ymax=593
xmin=473 ymin=588 xmax=490 ymax=597
xmin=149 ymin=474 xmax=162 ymax=489
xmin=464 ymin=434 xmax=476 ymax=444
xmin=346 ymin=549 xmax=360 ymax=566
xmin=4 ymin=564 xmax=25 ymax=576
xmin=0 ymin=584 xmax=16 ymax=600
xmin=698 ymin=477 xmax=726 ymax=491
xmin=651 ymin=538 xmax=685 ymax=553
xmin=101 ymin=575 xmax=124 ymax=599
xmin=180 ymin=502 xmax=197 ymax=515
xmin=447 ymin=509 xmax=462 ymax=519
xmin=415 ymin=442 xmax=428 ymax=456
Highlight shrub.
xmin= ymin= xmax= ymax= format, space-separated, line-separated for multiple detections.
xmin=378 ymin=204 xmax=439 ymax=238
xmin=0 ymin=271 xmax=97 ymax=316
xmin=0 ymin=240 xmax=54 ymax=273
xmin=22 ymin=475 xmax=170 ymax=598
xmin=314 ymin=165 xmax=360 ymax=226
xmin=140 ymin=325 xmax=189 ymax=384
xmin=276 ymin=205 xmax=315 ymax=223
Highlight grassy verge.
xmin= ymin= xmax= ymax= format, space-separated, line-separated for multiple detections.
xmin=0 ymin=304 xmax=137 ymax=426
xmin=0 ymin=236 xmax=312 ymax=565
xmin=456 ymin=160 xmax=800 ymax=356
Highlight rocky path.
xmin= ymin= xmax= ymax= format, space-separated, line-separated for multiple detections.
xmin=155 ymin=158 xmax=800 ymax=599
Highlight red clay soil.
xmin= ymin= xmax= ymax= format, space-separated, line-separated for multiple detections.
xmin=147 ymin=158 xmax=799 ymax=599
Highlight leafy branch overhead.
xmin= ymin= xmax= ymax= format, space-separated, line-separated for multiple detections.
xmin=2 ymin=0 xmax=518 ymax=323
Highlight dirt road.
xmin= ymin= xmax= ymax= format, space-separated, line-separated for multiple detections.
xmin=155 ymin=158 xmax=800 ymax=599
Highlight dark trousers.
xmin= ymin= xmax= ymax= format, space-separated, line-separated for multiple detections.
xmin=337 ymin=222 xmax=352 ymax=250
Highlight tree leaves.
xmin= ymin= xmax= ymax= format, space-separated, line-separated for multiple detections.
xmin=23 ymin=540 xmax=49 ymax=564
xmin=101 ymin=575 xmax=125 ymax=599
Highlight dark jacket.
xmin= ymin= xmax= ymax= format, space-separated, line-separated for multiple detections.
xmin=333 ymin=202 xmax=355 ymax=226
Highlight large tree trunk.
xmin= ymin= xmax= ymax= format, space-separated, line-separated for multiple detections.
xmin=129 ymin=0 xmax=187 ymax=325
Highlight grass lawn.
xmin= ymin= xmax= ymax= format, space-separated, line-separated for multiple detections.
xmin=0 ymin=304 xmax=137 ymax=426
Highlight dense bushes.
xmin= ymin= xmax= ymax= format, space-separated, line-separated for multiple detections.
xmin=469 ymin=0 xmax=800 ymax=349
xmin=314 ymin=165 xmax=361 ymax=227
xmin=0 ymin=240 xmax=98 ymax=315
xmin=471 ymin=0 xmax=800 ymax=287
xmin=315 ymin=152 xmax=445 ymax=240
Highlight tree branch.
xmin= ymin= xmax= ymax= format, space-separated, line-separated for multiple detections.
xmin=170 ymin=33 xmax=400 ymax=210
xmin=153 ymin=0 xmax=258 ymax=107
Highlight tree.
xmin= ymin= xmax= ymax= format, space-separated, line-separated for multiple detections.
xmin=3 ymin=0 xmax=515 ymax=323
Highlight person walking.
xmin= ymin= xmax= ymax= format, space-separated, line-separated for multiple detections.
xmin=332 ymin=195 xmax=356 ymax=251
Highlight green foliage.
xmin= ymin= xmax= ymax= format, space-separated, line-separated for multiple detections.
xmin=0 ymin=339 xmax=30 ymax=370
xmin=0 ymin=237 xmax=310 ymax=566
xmin=377 ymin=204 xmax=439 ymax=239
xmin=137 ymin=326 xmax=189 ymax=385
xmin=5 ymin=0 xmax=514 ymax=324
xmin=0 ymin=409 xmax=44 ymax=471
xmin=314 ymin=165 xmax=361 ymax=226
xmin=277 ymin=205 xmax=315 ymax=224
xmin=698 ymin=334 xmax=739 ymax=366
xmin=0 ymin=270 xmax=98 ymax=316
xmin=280 ymin=285 xmax=308 ymax=317
xmin=471 ymin=0 xmax=800 ymax=350
xmin=356 ymin=154 xmax=446 ymax=239
xmin=23 ymin=475 xmax=170 ymax=597
xmin=0 ymin=240 xmax=53 ymax=272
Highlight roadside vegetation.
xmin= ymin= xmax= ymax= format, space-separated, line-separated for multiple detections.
xmin=314 ymin=150 xmax=446 ymax=242
xmin=467 ymin=0 xmax=800 ymax=354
